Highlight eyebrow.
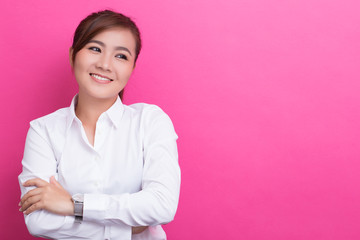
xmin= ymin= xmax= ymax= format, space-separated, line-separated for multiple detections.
xmin=88 ymin=40 xmax=132 ymax=56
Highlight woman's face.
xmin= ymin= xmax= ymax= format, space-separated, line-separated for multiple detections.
xmin=72 ymin=27 xmax=136 ymax=101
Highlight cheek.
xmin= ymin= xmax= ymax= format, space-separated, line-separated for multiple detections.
xmin=73 ymin=65 xmax=84 ymax=84
xmin=73 ymin=55 xmax=90 ymax=78
xmin=116 ymin=65 xmax=134 ymax=82
xmin=73 ymin=50 xmax=90 ymax=69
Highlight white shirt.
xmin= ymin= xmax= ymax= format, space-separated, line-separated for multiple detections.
xmin=18 ymin=95 xmax=180 ymax=240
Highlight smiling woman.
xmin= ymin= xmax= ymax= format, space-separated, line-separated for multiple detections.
xmin=70 ymin=10 xmax=142 ymax=99
xmin=72 ymin=28 xmax=136 ymax=118
xmin=18 ymin=10 xmax=180 ymax=240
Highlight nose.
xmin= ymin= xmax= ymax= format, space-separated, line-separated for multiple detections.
xmin=96 ymin=54 xmax=112 ymax=72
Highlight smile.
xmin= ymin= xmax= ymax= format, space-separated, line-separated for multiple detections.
xmin=90 ymin=73 xmax=113 ymax=82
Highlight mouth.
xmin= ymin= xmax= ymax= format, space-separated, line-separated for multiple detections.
xmin=89 ymin=73 xmax=113 ymax=82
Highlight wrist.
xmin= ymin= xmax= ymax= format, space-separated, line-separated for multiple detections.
xmin=72 ymin=194 xmax=84 ymax=223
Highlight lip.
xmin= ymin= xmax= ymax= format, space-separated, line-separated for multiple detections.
xmin=89 ymin=73 xmax=113 ymax=84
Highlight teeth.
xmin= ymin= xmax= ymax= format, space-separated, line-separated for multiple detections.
xmin=91 ymin=73 xmax=111 ymax=81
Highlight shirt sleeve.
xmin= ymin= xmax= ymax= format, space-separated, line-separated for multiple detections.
xmin=83 ymin=106 xmax=181 ymax=227
xmin=18 ymin=120 xmax=118 ymax=239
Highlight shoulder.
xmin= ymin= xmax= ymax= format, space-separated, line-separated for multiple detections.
xmin=125 ymin=103 xmax=177 ymax=141
xmin=125 ymin=103 xmax=167 ymax=116
xmin=124 ymin=103 xmax=172 ymax=125
xmin=29 ymin=107 xmax=69 ymax=133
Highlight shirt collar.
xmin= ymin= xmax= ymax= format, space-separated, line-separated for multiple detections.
xmin=66 ymin=95 xmax=78 ymax=131
xmin=105 ymin=96 xmax=124 ymax=129
xmin=66 ymin=94 xmax=124 ymax=130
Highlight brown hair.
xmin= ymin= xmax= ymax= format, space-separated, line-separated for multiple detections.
xmin=71 ymin=10 xmax=142 ymax=99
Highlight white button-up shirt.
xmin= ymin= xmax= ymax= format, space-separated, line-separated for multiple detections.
xmin=18 ymin=96 xmax=180 ymax=240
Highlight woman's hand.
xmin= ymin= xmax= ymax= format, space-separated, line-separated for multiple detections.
xmin=132 ymin=226 xmax=148 ymax=234
xmin=19 ymin=176 xmax=74 ymax=216
xmin=20 ymin=176 xmax=148 ymax=234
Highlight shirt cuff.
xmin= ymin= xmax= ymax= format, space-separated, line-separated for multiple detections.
xmin=83 ymin=193 xmax=107 ymax=222
xmin=83 ymin=193 xmax=132 ymax=238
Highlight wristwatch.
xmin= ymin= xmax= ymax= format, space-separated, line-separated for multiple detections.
xmin=72 ymin=194 xmax=84 ymax=223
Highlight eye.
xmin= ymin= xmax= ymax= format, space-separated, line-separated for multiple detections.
xmin=115 ymin=54 xmax=128 ymax=60
xmin=88 ymin=46 xmax=101 ymax=52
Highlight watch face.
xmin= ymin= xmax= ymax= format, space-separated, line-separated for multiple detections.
xmin=73 ymin=197 xmax=84 ymax=218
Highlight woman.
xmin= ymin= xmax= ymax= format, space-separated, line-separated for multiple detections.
xmin=18 ymin=10 xmax=180 ymax=240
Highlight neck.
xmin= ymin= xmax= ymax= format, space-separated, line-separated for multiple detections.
xmin=75 ymin=93 xmax=117 ymax=128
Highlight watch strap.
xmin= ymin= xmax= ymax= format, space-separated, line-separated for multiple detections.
xmin=72 ymin=194 xmax=84 ymax=223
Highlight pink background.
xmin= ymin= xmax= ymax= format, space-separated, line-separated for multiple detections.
xmin=1 ymin=0 xmax=360 ymax=239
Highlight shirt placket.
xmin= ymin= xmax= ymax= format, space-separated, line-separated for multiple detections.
xmin=93 ymin=117 xmax=111 ymax=193
xmin=94 ymin=116 xmax=109 ymax=152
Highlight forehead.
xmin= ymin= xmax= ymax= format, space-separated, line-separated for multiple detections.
xmin=91 ymin=27 xmax=136 ymax=51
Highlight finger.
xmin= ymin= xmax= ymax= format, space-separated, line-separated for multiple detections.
xmin=50 ymin=176 xmax=62 ymax=188
xmin=132 ymin=226 xmax=148 ymax=234
xmin=20 ymin=194 xmax=42 ymax=213
xmin=20 ymin=187 xmax=43 ymax=206
xmin=23 ymin=198 xmax=44 ymax=215
xmin=23 ymin=178 xmax=49 ymax=188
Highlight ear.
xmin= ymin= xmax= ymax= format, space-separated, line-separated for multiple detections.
xmin=69 ymin=47 xmax=74 ymax=68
